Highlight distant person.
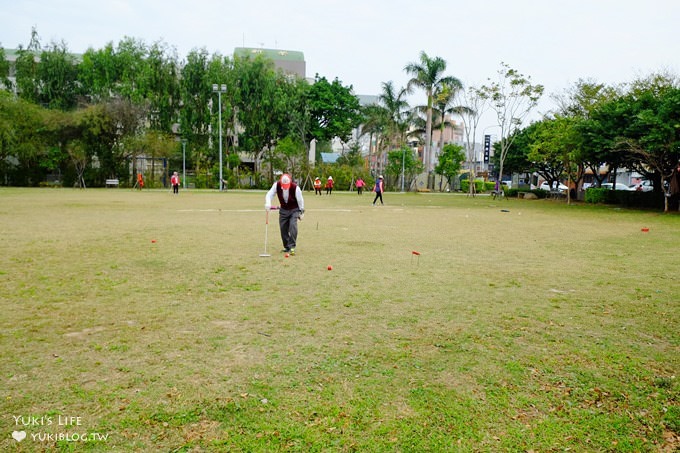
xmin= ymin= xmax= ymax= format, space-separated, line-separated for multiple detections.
xmin=136 ymin=172 xmax=144 ymax=190
xmin=492 ymin=179 xmax=502 ymax=199
xmin=355 ymin=178 xmax=365 ymax=195
xmin=372 ymin=175 xmax=384 ymax=206
xmin=325 ymin=176 xmax=334 ymax=195
xmin=314 ymin=177 xmax=322 ymax=196
xmin=264 ymin=173 xmax=305 ymax=255
xmin=670 ymin=160 xmax=680 ymax=211
xmin=170 ymin=171 xmax=180 ymax=194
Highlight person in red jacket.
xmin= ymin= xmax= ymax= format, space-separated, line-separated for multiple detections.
xmin=136 ymin=172 xmax=144 ymax=190
xmin=355 ymin=177 xmax=365 ymax=195
xmin=170 ymin=171 xmax=180 ymax=194
xmin=325 ymin=176 xmax=334 ymax=195
xmin=313 ymin=177 xmax=322 ymax=196
xmin=264 ymin=174 xmax=305 ymax=255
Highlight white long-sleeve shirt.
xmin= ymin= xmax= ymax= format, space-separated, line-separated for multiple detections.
xmin=264 ymin=183 xmax=304 ymax=211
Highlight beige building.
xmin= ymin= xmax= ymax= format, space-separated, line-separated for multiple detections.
xmin=430 ymin=115 xmax=465 ymax=151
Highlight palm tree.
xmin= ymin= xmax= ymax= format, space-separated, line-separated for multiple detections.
xmin=377 ymin=81 xmax=411 ymax=149
xmin=404 ymin=51 xmax=462 ymax=180
xmin=360 ymin=81 xmax=412 ymax=176
xmin=359 ymin=103 xmax=389 ymax=175
xmin=432 ymin=82 xmax=471 ymax=167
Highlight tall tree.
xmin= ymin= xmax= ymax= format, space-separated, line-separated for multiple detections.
xmin=435 ymin=143 xmax=465 ymax=191
xmin=478 ymin=62 xmax=544 ymax=187
xmin=306 ymin=75 xmax=362 ymax=144
xmin=284 ymin=76 xmax=312 ymax=159
xmin=113 ymin=37 xmax=149 ymax=103
xmin=78 ymin=43 xmax=119 ymax=102
xmin=454 ymin=86 xmax=488 ymax=195
xmin=0 ymin=92 xmax=49 ymax=185
xmin=553 ymin=79 xmax=620 ymax=188
xmin=361 ymin=81 xmax=412 ymax=175
xmin=404 ymin=51 xmax=462 ymax=178
xmin=38 ymin=41 xmax=80 ymax=110
xmin=386 ymin=145 xmax=423 ymax=191
xmin=526 ymin=116 xmax=583 ymax=203
xmin=178 ymin=48 xmax=215 ymax=177
xmin=377 ymin=81 xmax=411 ymax=148
xmin=615 ymin=75 xmax=680 ymax=211
xmin=432 ymin=80 xmax=465 ymax=163
xmin=359 ymin=102 xmax=390 ymax=174
xmin=0 ymin=47 xmax=13 ymax=92
xmin=14 ymin=27 xmax=42 ymax=104
xmin=139 ymin=40 xmax=181 ymax=133
xmin=233 ymin=54 xmax=288 ymax=177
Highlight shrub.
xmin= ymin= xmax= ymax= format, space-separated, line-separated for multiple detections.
xmin=585 ymin=188 xmax=608 ymax=204
xmin=460 ymin=180 xmax=487 ymax=193
xmin=585 ymin=188 xmax=664 ymax=209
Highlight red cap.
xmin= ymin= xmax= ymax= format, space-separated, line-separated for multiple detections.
xmin=280 ymin=174 xmax=291 ymax=189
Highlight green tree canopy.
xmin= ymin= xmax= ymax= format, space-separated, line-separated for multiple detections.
xmin=386 ymin=145 xmax=423 ymax=191
xmin=307 ymin=75 xmax=362 ymax=144
xmin=434 ymin=143 xmax=465 ymax=189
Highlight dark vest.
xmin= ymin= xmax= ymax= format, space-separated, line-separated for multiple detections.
xmin=276 ymin=182 xmax=299 ymax=210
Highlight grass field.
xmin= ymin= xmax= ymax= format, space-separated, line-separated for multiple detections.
xmin=1 ymin=187 xmax=678 ymax=452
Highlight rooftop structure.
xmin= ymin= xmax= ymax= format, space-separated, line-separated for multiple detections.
xmin=233 ymin=47 xmax=306 ymax=79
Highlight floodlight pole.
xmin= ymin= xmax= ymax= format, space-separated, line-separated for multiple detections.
xmin=212 ymin=83 xmax=227 ymax=191
xmin=181 ymin=139 xmax=187 ymax=189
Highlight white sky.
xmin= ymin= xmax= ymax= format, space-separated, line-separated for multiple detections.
xmin=2 ymin=0 xmax=679 ymax=133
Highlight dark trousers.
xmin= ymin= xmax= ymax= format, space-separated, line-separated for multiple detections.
xmin=172 ymin=184 xmax=179 ymax=194
xmin=278 ymin=208 xmax=300 ymax=250
xmin=373 ymin=192 xmax=383 ymax=204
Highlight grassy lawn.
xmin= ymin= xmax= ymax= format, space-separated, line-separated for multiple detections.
xmin=1 ymin=187 xmax=678 ymax=452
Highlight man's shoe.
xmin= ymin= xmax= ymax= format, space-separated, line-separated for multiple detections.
xmin=289 ymin=248 xmax=296 ymax=256
xmin=281 ymin=248 xmax=290 ymax=253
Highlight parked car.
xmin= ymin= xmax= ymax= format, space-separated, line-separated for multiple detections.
xmin=629 ymin=180 xmax=654 ymax=192
xmin=501 ymin=180 xmax=512 ymax=189
xmin=600 ymin=182 xmax=630 ymax=191
xmin=539 ymin=181 xmax=568 ymax=193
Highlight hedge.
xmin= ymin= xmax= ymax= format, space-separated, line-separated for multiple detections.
xmin=585 ymin=188 xmax=664 ymax=209
xmin=460 ymin=180 xmax=496 ymax=192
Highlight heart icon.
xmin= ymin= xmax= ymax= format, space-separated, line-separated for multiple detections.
xmin=12 ymin=430 xmax=27 ymax=442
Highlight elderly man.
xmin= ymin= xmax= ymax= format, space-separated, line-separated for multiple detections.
xmin=264 ymin=173 xmax=305 ymax=255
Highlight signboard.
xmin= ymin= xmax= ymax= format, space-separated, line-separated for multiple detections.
xmin=483 ymin=135 xmax=491 ymax=164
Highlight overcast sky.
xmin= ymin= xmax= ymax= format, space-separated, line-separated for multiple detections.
xmin=2 ymin=0 xmax=678 ymax=132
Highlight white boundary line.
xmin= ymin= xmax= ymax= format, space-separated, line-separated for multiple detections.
xmin=177 ymin=208 xmax=359 ymax=213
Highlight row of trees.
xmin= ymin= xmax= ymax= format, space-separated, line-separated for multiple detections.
xmin=2 ymin=29 xmax=678 ymax=210
xmin=0 ymin=30 xmax=364 ymax=188
xmin=0 ymin=30 xmax=534 ymax=192
xmin=498 ymin=74 xmax=680 ymax=211
xmin=362 ymin=56 xmax=544 ymax=193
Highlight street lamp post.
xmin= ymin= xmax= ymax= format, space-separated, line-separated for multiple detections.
xmin=401 ymin=147 xmax=406 ymax=192
xmin=212 ymin=83 xmax=227 ymax=191
xmin=181 ymin=139 xmax=187 ymax=189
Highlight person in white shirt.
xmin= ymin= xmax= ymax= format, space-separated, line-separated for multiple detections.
xmin=264 ymin=173 xmax=305 ymax=255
